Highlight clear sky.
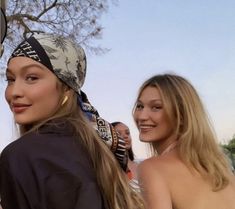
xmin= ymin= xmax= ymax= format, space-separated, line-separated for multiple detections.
xmin=1 ymin=0 xmax=235 ymax=159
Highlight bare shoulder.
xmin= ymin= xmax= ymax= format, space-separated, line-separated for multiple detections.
xmin=139 ymin=152 xmax=181 ymax=174
xmin=138 ymin=157 xmax=173 ymax=209
xmin=138 ymin=156 xmax=165 ymax=177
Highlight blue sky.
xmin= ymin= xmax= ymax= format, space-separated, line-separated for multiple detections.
xmin=1 ymin=0 xmax=235 ymax=158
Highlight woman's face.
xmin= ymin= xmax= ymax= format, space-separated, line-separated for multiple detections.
xmin=5 ymin=57 xmax=63 ymax=125
xmin=133 ymin=86 xmax=175 ymax=144
xmin=114 ymin=123 xmax=132 ymax=149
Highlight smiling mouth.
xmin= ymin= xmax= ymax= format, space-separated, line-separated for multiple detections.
xmin=12 ymin=105 xmax=31 ymax=114
xmin=139 ymin=125 xmax=156 ymax=133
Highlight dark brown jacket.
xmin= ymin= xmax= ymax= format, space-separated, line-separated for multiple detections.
xmin=0 ymin=121 xmax=106 ymax=209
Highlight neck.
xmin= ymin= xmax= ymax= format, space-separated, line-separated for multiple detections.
xmin=157 ymin=140 xmax=178 ymax=156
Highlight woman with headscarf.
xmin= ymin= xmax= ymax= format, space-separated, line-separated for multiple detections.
xmin=111 ymin=122 xmax=138 ymax=181
xmin=0 ymin=33 xmax=144 ymax=209
xmin=111 ymin=122 xmax=141 ymax=192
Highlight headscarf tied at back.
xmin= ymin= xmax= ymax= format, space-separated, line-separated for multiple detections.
xmin=9 ymin=33 xmax=127 ymax=171
xmin=78 ymin=91 xmax=127 ymax=170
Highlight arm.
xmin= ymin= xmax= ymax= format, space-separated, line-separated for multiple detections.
xmin=138 ymin=160 xmax=173 ymax=209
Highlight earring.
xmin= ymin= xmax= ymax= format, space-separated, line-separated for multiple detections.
xmin=61 ymin=96 xmax=68 ymax=106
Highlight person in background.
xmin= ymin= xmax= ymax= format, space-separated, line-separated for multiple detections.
xmin=0 ymin=33 xmax=144 ymax=209
xmin=111 ymin=122 xmax=138 ymax=181
xmin=133 ymin=73 xmax=235 ymax=209
xmin=0 ymin=5 xmax=7 ymax=57
xmin=0 ymin=6 xmax=7 ymax=209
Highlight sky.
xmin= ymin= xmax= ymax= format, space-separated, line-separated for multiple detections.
xmin=1 ymin=0 xmax=235 ymax=159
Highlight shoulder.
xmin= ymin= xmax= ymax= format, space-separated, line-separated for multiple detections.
xmin=0 ymin=129 xmax=93 ymax=177
xmin=138 ymin=153 xmax=175 ymax=169
xmin=138 ymin=157 xmax=166 ymax=181
xmin=0 ymin=127 xmax=80 ymax=164
xmin=138 ymin=156 xmax=175 ymax=191
xmin=138 ymin=152 xmax=185 ymax=191
xmin=137 ymin=157 xmax=173 ymax=208
xmin=1 ymin=132 xmax=43 ymax=159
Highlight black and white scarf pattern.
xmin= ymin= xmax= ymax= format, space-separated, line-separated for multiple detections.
xmin=10 ymin=33 xmax=86 ymax=94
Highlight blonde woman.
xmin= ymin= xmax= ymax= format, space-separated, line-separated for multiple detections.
xmin=0 ymin=33 xmax=144 ymax=209
xmin=133 ymin=74 xmax=235 ymax=209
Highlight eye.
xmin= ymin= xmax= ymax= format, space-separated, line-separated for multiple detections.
xmin=152 ymin=105 xmax=162 ymax=111
xmin=26 ymin=75 xmax=39 ymax=82
xmin=135 ymin=103 xmax=144 ymax=110
xmin=5 ymin=76 xmax=15 ymax=85
xmin=125 ymin=131 xmax=130 ymax=136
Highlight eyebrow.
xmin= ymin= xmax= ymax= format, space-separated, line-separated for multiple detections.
xmin=137 ymin=99 xmax=162 ymax=103
xmin=6 ymin=63 xmax=46 ymax=74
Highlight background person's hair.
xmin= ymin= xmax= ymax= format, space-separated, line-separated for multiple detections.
xmin=134 ymin=73 xmax=232 ymax=191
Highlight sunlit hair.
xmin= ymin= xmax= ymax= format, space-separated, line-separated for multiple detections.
xmin=19 ymin=83 xmax=144 ymax=209
xmin=134 ymin=73 xmax=232 ymax=191
xmin=111 ymin=121 xmax=135 ymax=161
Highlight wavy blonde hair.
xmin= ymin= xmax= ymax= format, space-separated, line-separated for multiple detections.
xmin=20 ymin=83 xmax=144 ymax=209
xmin=134 ymin=73 xmax=232 ymax=191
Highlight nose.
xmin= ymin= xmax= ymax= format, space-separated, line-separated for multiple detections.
xmin=5 ymin=79 xmax=24 ymax=100
xmin=134 ymin=108 xmax=149 ymax=122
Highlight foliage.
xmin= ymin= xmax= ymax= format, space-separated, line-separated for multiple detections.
xmin=223 ymin=134 xmax=235 ymax=153
xmin=1 ymin=0 xmax=117 ymax=71
xmin=221 ymin=134 xmax=235 ymax=172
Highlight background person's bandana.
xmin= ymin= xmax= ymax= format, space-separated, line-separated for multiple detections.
xmin=9 ymin=33 xmax=127 ymax=170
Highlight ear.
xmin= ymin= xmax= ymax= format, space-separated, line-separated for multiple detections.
xmin=64 ymin=88 xmax=75 ymax=99
xmin=62 ymin=84 xmax=71 ymax=94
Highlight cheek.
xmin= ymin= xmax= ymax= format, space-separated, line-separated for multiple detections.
xmin=33 ymin=84 xmax=61 ymax=105
xmin=161 ymin=118 xmax=174 ymax=135
xmin=133 ymin=111 xmax=138 ymax=122
xmin=126 ymin=137 xmax=132 ymax=143
xmin=5 ymin=87 xmax=11 ymax=105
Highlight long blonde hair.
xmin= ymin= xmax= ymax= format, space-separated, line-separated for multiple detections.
xmin=20 ymin=88 xmax=144 ymax=209
xmin=135 ymin=73 xmax=231 ymax=191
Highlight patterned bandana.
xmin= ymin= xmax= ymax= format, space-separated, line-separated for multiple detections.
xmin=9 ymin=33 xmax=86 ymax=94
xmin=78 ymin=91 xmax=127 ymax=170
xmin=9 ymin=33 xmax=127 ymax=170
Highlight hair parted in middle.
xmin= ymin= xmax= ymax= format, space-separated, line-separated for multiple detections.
xmin=134 ymin=73 xmax=232 ymax=191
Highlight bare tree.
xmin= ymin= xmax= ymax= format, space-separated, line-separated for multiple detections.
xmin=0 ymin=0 xmax=117 ymax=72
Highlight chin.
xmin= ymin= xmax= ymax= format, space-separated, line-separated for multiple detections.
xmin=139 ymin=133 xmax=157 ymax=142
xmin=14 ymin=118 xmax=35 ymax=125
xmin=15 ymin=121 xmax=31 ymax=125
xmin=139 ymin=137 xmax=152 ymax=143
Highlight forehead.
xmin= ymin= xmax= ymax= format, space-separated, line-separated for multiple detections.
xmin=7 ymin=56 xmax=50 ymax=73
xmin=115 ymin=123 xmax=128 ymax=130
xmin=139 ymin=86 xmax=162 ymax=101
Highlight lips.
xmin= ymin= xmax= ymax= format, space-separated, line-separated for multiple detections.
xmin=138 ymin=124 xmax=156 ymax=133
xmin=11 ymin=103 xmax=31 ymax=114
